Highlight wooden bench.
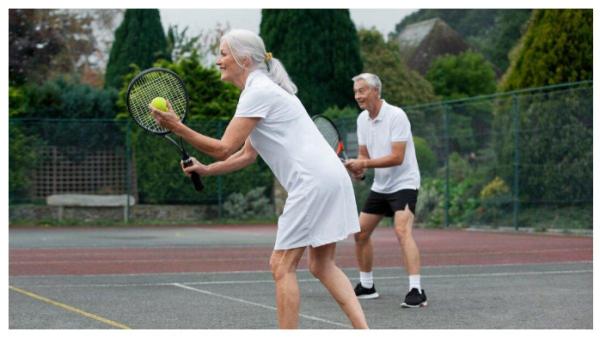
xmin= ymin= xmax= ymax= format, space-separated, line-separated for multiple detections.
xmin=46 ymin=194 xmax=136 ymax=223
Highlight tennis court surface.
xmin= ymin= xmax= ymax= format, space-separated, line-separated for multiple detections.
xmin=9 ymin=225 xmax=592 ymax=329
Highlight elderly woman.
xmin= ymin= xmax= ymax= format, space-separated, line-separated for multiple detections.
xmin=150 ymin=29 xmax=368 ymax=329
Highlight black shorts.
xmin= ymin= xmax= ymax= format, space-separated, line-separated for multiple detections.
xmin=361 ymin=189 xmax=418 ymax=217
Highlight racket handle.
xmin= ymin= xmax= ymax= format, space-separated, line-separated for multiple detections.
xmin=182 ymin=156 xmax=204 ymax=192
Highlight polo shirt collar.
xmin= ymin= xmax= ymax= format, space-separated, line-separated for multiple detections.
xmin=368 ymin=100 xmax=387 ymax=122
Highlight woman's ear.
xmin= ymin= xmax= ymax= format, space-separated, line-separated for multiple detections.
xmin=242 ymin=56 xmax=252 ymax=69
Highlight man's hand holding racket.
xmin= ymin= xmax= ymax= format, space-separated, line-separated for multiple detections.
xmin=345 ymin=159 xmax=367 ymax=181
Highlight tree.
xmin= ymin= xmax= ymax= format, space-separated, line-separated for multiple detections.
xmin=493 ymin=9 xmax=592 ymax=204
xmin=166 ymin=22 xmax=229 ymax=66
xmin=260 ymin=9 xmax=363 ymax=115
xmin=426 ymin=51 xmax=496 ymax=100
xmin=425 ymin=51 xmax=497 ymax=154
xmin=357 ymin=28 xmax=437 ymax=140
xmin=104 ymin=9 xmax=170 ymax=90
xmin=9 ymin=9 xmax=97 ymax=85
xmin=392 ymin=9 xmax=532 ymax=73
xmin=499 ymin=9 xmax=592 ymax=91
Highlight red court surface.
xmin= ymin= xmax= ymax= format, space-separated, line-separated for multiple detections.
xmin=9 ymin=226 xmax=592 ymax=276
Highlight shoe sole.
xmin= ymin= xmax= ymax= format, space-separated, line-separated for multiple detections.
xmin=401 ymin=301 xmax=427 ymax=308
xmin=357 ymin=293 xmax=380 ymax=299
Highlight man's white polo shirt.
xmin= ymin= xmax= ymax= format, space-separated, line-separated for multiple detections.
xmin=357 ymin=100 xmax=421 ymax=193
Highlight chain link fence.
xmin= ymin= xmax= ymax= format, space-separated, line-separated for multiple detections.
xmin=9 ymin=81 xmax=592 ymax=229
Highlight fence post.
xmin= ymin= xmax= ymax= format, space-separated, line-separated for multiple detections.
xmin=512 ymin=94 xmax=520 ymax=230
xmin=443 ymin=104 xmax=450 ymax=228
xmin=125 ymin=119 xmax=132 ymax=224
xmin=217 ymin=120 xmax=223 ymax=220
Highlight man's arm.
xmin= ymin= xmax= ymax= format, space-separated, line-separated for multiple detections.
xmin=346 ymin=142 xmax=406 ymax=172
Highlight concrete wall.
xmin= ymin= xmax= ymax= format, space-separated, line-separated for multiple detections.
xmin=9 ymin=204 xmax=221 ymax=224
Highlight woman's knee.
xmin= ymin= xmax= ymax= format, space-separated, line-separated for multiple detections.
xmin=309 ymin=260 xmax=331 ymax=279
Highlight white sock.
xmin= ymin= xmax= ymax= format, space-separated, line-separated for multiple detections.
xmin=409 ymin=274 xmax=421 ymax=292
xmin=360 ymin=271 xmax=374 ymax=288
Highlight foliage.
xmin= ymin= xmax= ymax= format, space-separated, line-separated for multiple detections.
xmin=105 ymin=9 xmax=171 ymax=90
xmin=166 ymin=23 xmax=229 ymax=66
xmin=426 ymin=51 xmax=497 ymax=100
xmin=133 ymin=122 xmax=273 ymax=205
xmin=413 ymin=136 xmax=436 ymax=178
xmin=322 ymin=106 xmax=358 ymax=120
xmin=480 ymin=176 xmax=509 ymax=199
xmin=467 ymin=10 xmax=532 ymax=71
xmin=494 ymin=9 xmax=592 ymax=203
xmin=260 ymin=9 xmax=363 ymax=115
xmin=9 ymin=124 xmax=44 ymax=203
xmin=222 ymin=187 xmax=274 ymax=219
xmin=357 ymin=28 xmax=437 ymax=141
xmin=9 ymin=9 xmax=99 ymax=86
xmin=9 ymin=86 xmax=26 ymax=117
xmin=424 ymin=51 xmax=496 ymax=154
xmin=358 ymin=28 xmax=437 ymax=107
xmin=19 ymin=78 xmax=118 ymax=119
xmin=11 ymin=78 xmax=121 ymax=154
xmin=500 ymin=9 xmax=592 ymax=91
xmin=392 ymin=9 xmax=532 ymax=72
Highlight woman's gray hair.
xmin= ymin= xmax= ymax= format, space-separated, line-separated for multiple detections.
xmin=352 ymin=73 xmax=382 ymax=98
xmin=221 ymin=29 xmax=297 ymax=95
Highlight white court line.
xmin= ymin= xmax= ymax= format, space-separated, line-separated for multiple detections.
xmin=10 ymin=268 xmax=592 ymax=289
xmin=171 ymin=283 xmax=352 ymax=329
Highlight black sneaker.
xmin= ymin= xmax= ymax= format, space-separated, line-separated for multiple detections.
xmin=401 ymin=288 xmax=427 ymax=308
xmin=354 ymin=283 xmax=379 ymax=299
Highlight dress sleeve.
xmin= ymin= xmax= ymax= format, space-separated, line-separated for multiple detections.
xmin=234 ymin=88 xmax=270 ymax=119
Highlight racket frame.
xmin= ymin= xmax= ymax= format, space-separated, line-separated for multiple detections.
xmin=126 ymin=67 xmax=204 ymax=191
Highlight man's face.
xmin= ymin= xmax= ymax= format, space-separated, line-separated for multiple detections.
xmin=353 ymin=79 xmax=379 ymax=110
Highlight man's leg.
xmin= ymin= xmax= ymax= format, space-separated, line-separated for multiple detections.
xmin=269 ymin=247 xmax=306 ymax=328
xmin=353 ymin=212 xmax=383 ymax=298
xmin=308 ymin=243 xmax=368 ymax=329
xmin=394 ymin=205 xmax=427 ymax=307
xmin=354 ymin=212 xmax=383 ymax=274
xmin=393 ymin=205 xmax=420 ymax=276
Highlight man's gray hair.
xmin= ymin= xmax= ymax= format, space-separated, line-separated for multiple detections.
xmin=352 ymin=73 xmax=382 ymax=97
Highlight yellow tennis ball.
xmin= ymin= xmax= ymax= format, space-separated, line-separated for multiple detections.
xmin=150 ymin=97 xmax=168 ymax=112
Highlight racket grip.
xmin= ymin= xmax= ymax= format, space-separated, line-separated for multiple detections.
xmin=182 ymin=157 xmax=204 ymax=192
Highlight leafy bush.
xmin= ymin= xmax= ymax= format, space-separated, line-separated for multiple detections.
xmin=222 ymin=187 xmax=274 ymax=219
xmin=413 ymin=136 xmax=436 ymax=177
xmin=9 ymin=124 xmax=44 ymax=203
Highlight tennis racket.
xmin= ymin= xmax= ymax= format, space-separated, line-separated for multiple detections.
xmin=312 ymin=114 xmax=348 ymax=161
xmin=126 ymin=67 xmax=204 ymax=192
xmin=312 ymin=114 xmax=365 ymax=180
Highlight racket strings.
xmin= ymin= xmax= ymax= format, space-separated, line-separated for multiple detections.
xmin=313 ymin=117 xmax=341 ymax=153
xmin=129 ymin=72 xmax=187 ymax=134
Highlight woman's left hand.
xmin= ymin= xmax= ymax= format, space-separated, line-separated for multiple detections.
xmin=149 ymin=100 xmax=182 ymax=131
xmin=180 ymin=157 xmax=211 ymax=176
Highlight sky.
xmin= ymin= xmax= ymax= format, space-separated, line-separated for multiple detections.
xmin=159 ymin=9 xmax=418 ymax=41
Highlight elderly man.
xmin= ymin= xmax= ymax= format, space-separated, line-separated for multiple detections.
xmin=345 ymin=73 xmax=427 ymax=308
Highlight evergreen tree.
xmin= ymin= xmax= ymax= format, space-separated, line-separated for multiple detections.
xmin=493 ymin=9 xmax=592 ymax=204
xmin=260 ymin=9 xmax=363 ymax=115
xmin=499 ymin=9 xmax=592 ymax=90
xmin=104 ymin=9 xmax=170 ymax=90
